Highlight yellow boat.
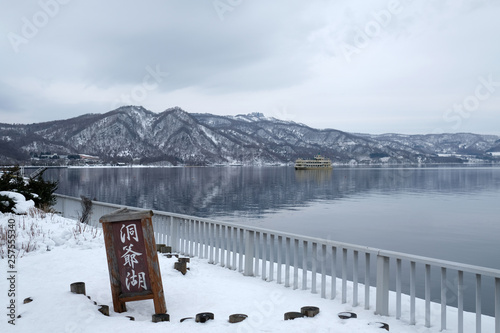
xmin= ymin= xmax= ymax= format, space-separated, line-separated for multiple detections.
xmin=294 ymin=154 xmax=332 ymax=170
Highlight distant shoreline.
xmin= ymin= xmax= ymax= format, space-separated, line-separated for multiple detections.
xmin=14 ymin=161 xmax=500 ymax=170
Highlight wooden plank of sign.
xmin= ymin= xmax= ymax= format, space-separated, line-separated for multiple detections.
xmin=100 ymin=208 xmax=166 ymax=314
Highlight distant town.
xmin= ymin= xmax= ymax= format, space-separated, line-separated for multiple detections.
xmin=29 ymin=152 xmax=110 ymax=166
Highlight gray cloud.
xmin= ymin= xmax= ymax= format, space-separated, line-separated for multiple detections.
xmin=1 ymin=0 xmax=499 ymax=134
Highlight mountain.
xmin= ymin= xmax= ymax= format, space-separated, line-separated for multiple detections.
xmin=1 ymin=106 xmax=499 ymax=165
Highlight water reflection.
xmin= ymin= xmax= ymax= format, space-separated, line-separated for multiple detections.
xmin=294 ymin=169 xmax=333 ymax=183
xmin=45 ymin=166 xmax=500 ymax=219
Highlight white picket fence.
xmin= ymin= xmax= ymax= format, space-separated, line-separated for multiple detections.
xmin=54 ymin=193 xmax=500 ymax=333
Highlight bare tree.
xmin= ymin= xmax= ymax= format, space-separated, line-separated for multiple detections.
xmin=79 ymin=195 xmax=93 ymax=224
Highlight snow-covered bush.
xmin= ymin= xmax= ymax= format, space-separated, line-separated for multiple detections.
xmin=0 ymin=165 xmax=58 ymax=213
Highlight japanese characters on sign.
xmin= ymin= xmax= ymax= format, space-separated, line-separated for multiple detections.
xmin=113 ymin=220 xmax=151 ymax=294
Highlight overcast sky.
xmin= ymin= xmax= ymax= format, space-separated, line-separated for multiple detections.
xmin=1 ymin=0 xmax=499 ymax=135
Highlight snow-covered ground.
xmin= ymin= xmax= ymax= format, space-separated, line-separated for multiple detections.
xmin=0 ymin=207 xmax=495 ymax=332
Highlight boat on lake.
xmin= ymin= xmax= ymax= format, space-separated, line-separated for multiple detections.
xmin=294 ymin=154 xmax=332 ymax=170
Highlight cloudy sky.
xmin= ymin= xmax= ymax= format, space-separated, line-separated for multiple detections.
xmin=1 ymin=0 xmax=499 ymax=135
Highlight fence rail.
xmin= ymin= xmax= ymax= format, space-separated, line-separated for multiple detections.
xmin=54 ymin=193 xmax=500 ymax=333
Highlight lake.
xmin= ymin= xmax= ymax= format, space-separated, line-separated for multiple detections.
xmin=42 ymin=165 xmax=500 ymax=314
xmin=43 ymin=165 xmax=500 ymax=267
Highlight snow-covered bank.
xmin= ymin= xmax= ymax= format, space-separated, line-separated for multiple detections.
xmin=0 ymin=213 xmax=495 ymax=332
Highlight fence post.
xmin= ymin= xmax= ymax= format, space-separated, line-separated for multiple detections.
xmin=261 ymin=233 xmax=268 ymax=278
xmin=376 ymin=254 xmax=390 ymax=316
xmin=277 ymin=236 xmax=283 ymax=283
xmin=244 ymin=230 xmax=255 ymax=276
xmin=495 ymin=277 xmax=500 ymax=333
xmin=170 ymin=216 xmax=179 ymax=253
xmin=312 ymin=242 xmax=318 ymax=294
xmin=269 ymin=234 xmax=275 ymax=281
xmin=238 ymin=228 xmax=244 ymax=272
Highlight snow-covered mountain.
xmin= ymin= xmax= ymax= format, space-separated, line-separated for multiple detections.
xmin=1 ymin=106 xmax=499 ymax=165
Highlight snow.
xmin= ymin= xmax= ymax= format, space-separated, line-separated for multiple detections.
xmin=200 ymin=126 xmax=219 ymax=145
xmin=0 ymin=210 xmax=495 ymax=332
xmin=0 ymin=191 xmax=35 ymax=214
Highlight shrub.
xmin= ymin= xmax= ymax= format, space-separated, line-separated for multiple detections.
xmin=27 ymin=173 xmax=59 ymax=208
xmin=0 ymin=194 xmax=16 ymax=213
xmin=0 ymin=165 xmax=58 ymax=213
xmin=78 ymin=195 xmax=93 ymax=224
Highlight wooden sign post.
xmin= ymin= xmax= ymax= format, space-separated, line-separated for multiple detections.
xmin=100 ymin=208 xmax=167 ymax=314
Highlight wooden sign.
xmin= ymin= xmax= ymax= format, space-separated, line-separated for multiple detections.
xmin=100 ymin=208 xmax=166 ymax=314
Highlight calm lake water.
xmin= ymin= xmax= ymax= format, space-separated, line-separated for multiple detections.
xmin=43 ymin=165 xmax=500 ymax=314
